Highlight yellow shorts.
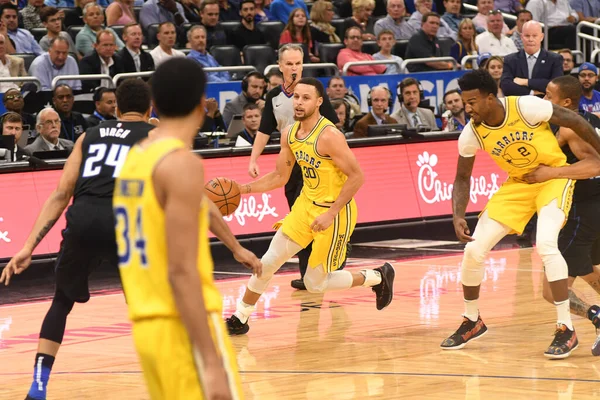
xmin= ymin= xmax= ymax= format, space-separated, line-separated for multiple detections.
xmin=132 ymin=312 xmax=243 ymax=400
xmin=484 ymin=177 xmax=574 ymax=235
xmin=281 ymin=192 xmax=357 ymax=272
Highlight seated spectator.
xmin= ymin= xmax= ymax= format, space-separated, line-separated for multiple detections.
xmin=139 ymin=0 xmax=187 ymax=32
xmin=106 ymin=0 xmax=136 ymax=26
xmin=254 ymin=0 xmax=274 ymax=23
xmin=441 ymin=0 xmax=465 ymax=33
xmin=269 ymin=0 xmax=308 ymax=24
xmin=526 ymin=0 xmax=577 ymax=50
xmin=117 ymin=23 xmax=155 ymax=73
xmin=475 ymin=11 xmax=517 ymax=56
xmin=76 ymin=3 xmax=125 ymax=57
xmin=2 ymin=4 xmax=42 ymax=55
xmin=495 ymin=0 xmax=522 ymax=14
xmin=442 ymin=89 xmax=469 ymax=131
xmin=0 ymin=34 xmax=27 ymax=93
xmin=20 ymin=0 xmax=44 ymax=30
xmin=187 ymin=25 xmax=230 ymax=82
xmin=408 ymin=0 xmax=456 ymax=40
xmin=40 ymin=8 xmax=77 ymax=54
xmin=234 ymin=103 xmax=261 ymax=146
xmin=223 ymin=71 xmax=266 ymax=127
xmin=578 ymin=62 xmax=600 ymax=115
xmin=353 ymin=85 xmax=397 ymax=138
xmin=391 ymin=77 xmax=437 ymax=130
xmin=80 ymin=30 xmax=125 ymax=92
xmin=326 ymin=75 xmax=361 ymax=118
xmin=486 ymin=55 xmax=504 ymax=97
xmin=63 ymin=0 xmax=91 ymax=28
xmin=557 ymin=48 xmax=574 ymax=75
xmin=86 ymin=87 xmax=116 ymax=127
xmin=150 ymin=22 xmax=185 ymax=67
xmin=3 ymin=89 xmax=36 ymax=138
xmin=201 ymin=97 xmax=226 ymax=132
xmin=450 ymin=18 xmax=478 ymax=67
xmin=52 ymin=84 xmax=87 ymax=141
xmin=342 ymin=0 xmax=376 ymax=41
xmin=29 ymin=37 xmax=81 ymax=91
xmin=266 ymin=69 xmax=283 ymax=91
xmin=405 ymin=13 xmax=454 ymax=72
xmin=2 ymin=112 xmax=27 ymax=162
xmin=200 ymin=0 xmax=227 ymax=48
xmin=472 ymin=0 xmax=509 ymax=33
xmin=337 ymin=26 xmax=386 ymax=76
xmin=25 ymin=107 xmax=74 ymax=156
xmin=510 ymin=10 xmax=532 ymax=51
xmin=230 ymin=0 xmax=266 ymax=50
xmin=279 ymin=8 xmax=319 ymax=62
xmin=373 ymin=29 xmax=403 ymax=74
xmin=310 ymin=0 xmax=341 ymax=44
xmin=374 ymin=0 xmax=413 ymax=40
xmin=218 ymin=0 xmax=239 ymax=21
xmin=180 ymin=0 xmax=202 ymax=23
xmin=332 ymin=99 xmax=350 ymax=133
xmin=571 ymin=0 xmax=600 ymax=23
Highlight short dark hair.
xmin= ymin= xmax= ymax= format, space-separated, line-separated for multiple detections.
xmin=550 ymin=75 xmax=582 ymax=107
xmin=200 ymin=0 xmax=218 ymax=11
xmin=443 ymin=89 xmax=461 ymax=103
xmin=0 ymin=4 xmax=17 ymax=18
xmin=458 ymin=69 xmax=498 ymax=97
xmin=243 ymin=103 xmax=260 ymax=113
xmin=422 ymin=11 xmax=440 ymax=24
xmin=344 ymin=26 xmax=362 ymax=38
xmin=266 ymin=70 xmax=283 ymax=80
xmin=331 ymin=99 xmax=347 ymax=110
xmin=123 ymin=22 xmax=141 ymax=36
xmin=240 ymin=0 xmax=255 ymax=7
xmin=53 ymin=84 xmax=73 ymax=97
xmin=328 ymin=76 xmax=344 ymax=88
xmin=3 ymin=111 xmax=21 ymax=125
xmin=400 ymin=77 xmax=419 ymax=94
xmin=49 ymin=36 xmax=70 ymax=49
xmin=116 ymin=79 xmax=151 ymax=114
xmin=297 ymin=77 xmax=325 ymax=98
xmin=93 ymin=87 xmax=116 ymax=103
xmin=96 ymin=29 xmax=115 ymax=43
xmin=516 ymin=9 xmax=533 ymax=18
xmin=152 ymin=58 xmax=207 ymax=118
xmin=40 ymin=6 xmax=60 ymax=23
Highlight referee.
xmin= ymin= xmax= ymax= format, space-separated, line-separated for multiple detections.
xmin=248 ymin=44 xmax=340 ymax=290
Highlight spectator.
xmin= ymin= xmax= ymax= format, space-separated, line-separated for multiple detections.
xmin=25 ymin=108 xmax=74 ymax=155
xmin=230 ymin=0 xmax=266 ymax=50
xmin=20 ymin=0 xmax=44 ymax=30
xmin=150 ymin=22 xmax=185 ymax=67
xmin=442 ymin=89 xmax=469 ymax=131
xmin=310 ymin=0 xmax=341 ymax=44
xmin=201 ymin=97 xmax=226 ymax=132
xmin=180 ymin=0 xmax=202 ymax=23
xmin=2 ymin=112 xmax=26 ymax=162
xmin=510 ymin=9 xmax=533 ymax=51
xmin=44 ymin=0 xmax=74 ymax=7
xmin=266 ymin=69 xmax=283 ymax=91
xmin=40 ymin=7 xmax=77 ymax=54
xmin=472 ymin=0 xmax=509 ymax=33
xmin=200 ymin=0 xmax=227 ymax=48
xmin=526 ymin=0 xmax=578 ymax=50
xmin=578 ymin=62 xmax=600 ymax=115
xmin=187 ymin=25 xmax=230 ymax=82
xmin=86 ymin=87 xmax=116 ymax=127
xmin=2 ymin=4 xmax=42 ymax=55
xmin=117 ymin=23 xmax=155 ymax=73
xmin=337 ymin=26 xmax=386 ymax=75
xmin=374 ymin=0 xmax=413 ymax=40
xmin=485 ymin=55 xmax=504 ymax=97
xmin=106 ymin=0 xmax=136 ymax=26
xmin=52 ymin=84 xmax=87 ymax=141
xmin=79 ymin=30 xmax=125 ymax=92
xmin=29 ymin=37 xmax=81 ymax=91
xmin=332 ymin=99 xmax=349 ymax=133
xmin=223 ymin=71 xmax=266 ymax=127
xmin=218 ymin=0 xmax=239 ymax=21
xmin=63 ymin=0 xmax=92 ymax=28
xmin=279 ymin=8 xmax=319 ymax=62
xmin=405 ymin=12 xmax=454 ymax=72
xmin=495 ymin=0 xmax=522 ymax=14
xmin=3 ymin=88 xmax=35 ymax=138
xmin=139 ymin=0 xmax=187 ymax=32
xmin=408 ymin=0 xmax=456 ymax=40
xmin=477 ymin=51 xmax=491 ymax=68
xmin=0 ymin=34 xmax=26 ymax=93
xmin=343 ymin=0 xmax=377 ymax=41
xmin=254 ymin=0 xmax=273 ymax=23
xmin=269 ymin=0 xmax=308 ymax=24
xmin=475 ymin=10 xmax=517 ymax=56
xmin=391 ymin=77 xmax=437 ymax=129
xmin=353 ymin=85 xmax=397 ymax=138
xmin=500 ymin=21 xmax=563 ymax=96
xmin=450 ymin=18 xmax=478 ymax=67
xmin=571 ymin=0 xmax=600 ymax=23
xmin=441 ymin=0 xmax=465 ymax=33
xmin=373 ymin=29 xmax=403 ymax=74
xmin=76 ymin=3 xmax=125 ymax=57
xmin=557 ymin=48 xmax=574 ymax=75
xmin=234 ymin=103 xmax=261 ymax=146
xmin=326 ymin=75 xmax=361 ymax=118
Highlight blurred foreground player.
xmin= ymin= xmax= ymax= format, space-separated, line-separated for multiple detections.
xmin=114 ymin=58 xmax=261 ymax=399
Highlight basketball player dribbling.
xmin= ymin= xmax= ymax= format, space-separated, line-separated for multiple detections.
xmin=226 ymin=77 xmax=395 ymax=335
xmin=443 ymin=70 xmax=600 ymax=359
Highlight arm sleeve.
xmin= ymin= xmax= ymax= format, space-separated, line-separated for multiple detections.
xmin=458 ymin=124 xmax=481 ymax=157
xmin=320 ymin=92 xmax=340 ymax=124
xmin=516 ymin=96 xmax=554 ymax=124
xmin=76 ymin=32 xmax=92 ymax=56
xmin=258 ymin=89 xmax=278 ymax=135
xmin=29 ymin=34 xmax=43 ymax=56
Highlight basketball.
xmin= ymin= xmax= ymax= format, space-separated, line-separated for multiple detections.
xmin=204 ymin=177 xmax=241 ymax=216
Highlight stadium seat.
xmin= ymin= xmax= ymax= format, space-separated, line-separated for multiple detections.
xmin=361 ymin=41 xmax=379 ymax=55
xmin=331 ymin=19 xmax=345 ymax=39
xmin=438 ymin=37 xmax=454 ymax=57
xmin=318 ymin=43 xmax=344 ymax=65
xmin=67 ymin=25 xmax=84 ymax=42
xmin=13 ymin=53 xmax=36 ymax=71
xmin=219 ymin=21 xmax=241 ymax=40
xmin=392 ymin=40 xmax=409 ymax=58
xmin=134 ymin=6 xmax=141 ymax=22
xmin=111 ymin=25 xmax=125 ymax=42
xmin=30 ymin=28 xmax=47 ymax=44
xmin=147 ymin=24 xmax=160 ymax=49
xmin=256 ymin=21 xmax=284 ymax=49
xmin=210 ymin=45 xmax=242 ymax=67
xmin=243 ymin=45 xmax=276 ymax=75
xmin=60 ymin=7 xmax=80 ymax=28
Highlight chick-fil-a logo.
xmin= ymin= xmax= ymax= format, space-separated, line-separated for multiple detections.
xmin=416 ymin=152 xmax=500 ymax=204
xmin=223 ymin=193 xmax=279 ymax=226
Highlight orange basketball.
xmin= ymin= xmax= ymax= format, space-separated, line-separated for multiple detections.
xmin=204 ymin=177 xmax=241 ymax=216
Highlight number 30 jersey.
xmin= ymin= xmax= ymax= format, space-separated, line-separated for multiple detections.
xmin=288 ymin=116 xmax=347 ymax=203
xmin=73 ymin=120 xmax=154 ymax=200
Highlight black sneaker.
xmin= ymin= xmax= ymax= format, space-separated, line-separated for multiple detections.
xmin=440 ymin=316 xmax=488 ymax=350
xmin=544 ymin=324 xmax=578 ymax=359
xmin=372 ymin=263 xmax=395 ymax=310
xmin=226 ymin=315 xmax=249 ymax=336
xmin=291 ymin=279 xmax=306 ymax=290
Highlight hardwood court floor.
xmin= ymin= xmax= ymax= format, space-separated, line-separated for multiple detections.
xmin=2 ymin=247 xmax=600 ymax=399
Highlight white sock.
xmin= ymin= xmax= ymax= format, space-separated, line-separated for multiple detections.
xmin=233 ymin=301 xmax=255 ymax=324
xmin=555 ymin=299 xmax=574 ymax=330
xmin=360 ymin=269 xmax=382 ymax=287
xmin=463 ymin=299 xmax=479 ymax=322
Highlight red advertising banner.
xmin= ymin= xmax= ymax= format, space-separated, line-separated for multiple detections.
xmin=0 ymin=140 xmax=507 ymax=260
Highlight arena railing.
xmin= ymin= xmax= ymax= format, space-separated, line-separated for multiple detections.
xmin=461 ymin=50 xmax=582 ymax=71
xmin=264 ymin=63 xmax=339 ymax=76
xmin=341 ymin=59 xmax=403 ymax=76
xmin=0 ymin=76 xmax=42 ymax=90
xmin=576 ymin=21 xmax=600 ymax=63
xmin=51 ymin=74 xmax=115 ymax=90
xmin=111 ymin=66 xmax=257 ymax=86
xmin=400 ymin=57 xmax=458 ymax=73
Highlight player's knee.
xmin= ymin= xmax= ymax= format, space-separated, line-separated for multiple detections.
xmin=536 ymin=236 xmax=560 ymax=258
xmin=463 ymin=240 xmax=487 ymax=264
xmin=54 ymin=289 xmax=75 ymax=314
xmin=460 ymin=241 xmax=487 ymax=286
xmin=303 ymin=274 xmax=327 ymax=293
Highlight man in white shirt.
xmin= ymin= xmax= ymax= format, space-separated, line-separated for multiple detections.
xmin=150 ymin=21 xmax=185 ymax=67
xmin=526 ymin=0 xmax=577 ymax=49
xmin=475 ymin=11 xmax=518 ymax=56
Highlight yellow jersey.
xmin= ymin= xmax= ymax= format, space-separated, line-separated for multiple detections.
xmin=470 ymin=96 xmax=566 ymax=178
xmin=113 ymin=138 xmax=221 ymax=322
xmin=288 ymin=116 xmax=347 ymax=203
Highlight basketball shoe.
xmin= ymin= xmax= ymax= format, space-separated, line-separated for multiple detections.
xmin=587 ymin=305 xmax=600 ymax=356
xmin=544 ymin=324 xmax=578 ymax=359
xmin=440 ymin=316 xmax=488 ymax=350
xmin=226 ymin=315 xmax=249 ymax=336
xmin=372 ymin=262 xmax=395 ymax=310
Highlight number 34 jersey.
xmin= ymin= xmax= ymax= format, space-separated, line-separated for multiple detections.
xmin=74 ymin=121 xmax=155 ymax=200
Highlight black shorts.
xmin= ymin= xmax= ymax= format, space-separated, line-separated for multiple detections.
xmin=55 ymin=198 xmax=117 ymax=303
xmin=558 ymin=199 xmax=600 ymax=278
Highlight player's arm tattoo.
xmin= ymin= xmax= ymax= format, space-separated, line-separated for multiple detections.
xmin=568 ymin=288 xmax=590 ymax=318
xmin=452 ymin=156 xmax=475 ymax=218
xmin=33 ymin=219 xmax=58 ymax=248
xmin=550 ymin=104 xmax=600 ymax=154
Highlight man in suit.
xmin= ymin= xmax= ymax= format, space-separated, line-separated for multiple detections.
xmin=24 ymin=108 xmax=74 ymax=156
xmin=79 ymin=30 xmax=124 ymax=93
xmin=86 ymin=87 xmax=116 ymax=127
xmin=117 ymin=23 xmax=155 ymax=74
xmin=1 ymin=112 xmax=27 ymax=161
xmin=353 ymin=86 xmax=398 ymax=138
xmin=391 ymin=77 xmax=438 ymax=130
xmin=500 ymin=21 xmax=563 ymax=97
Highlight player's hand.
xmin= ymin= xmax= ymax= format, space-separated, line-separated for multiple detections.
xmin=311 ymin=211 xmax=335 ymax=233
xmin=522 ymin=165 xmax=555 ymax=183
xmin=453 ymin=217 xmax=474 ymax=242
xmin=0 ymin=248 xmax=33 ymax=286
xmin=206 ymin=98 xmax=219 ymax=118
xmin=203 ymin=366 xmax=233 ymax=400
xmin=255 ymin=99 xmax=265 ymax=111
xmin=248 ymin=160 xmax=259 ymax=178
xmin=233 ymin=246 xmax=262 ymax=277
